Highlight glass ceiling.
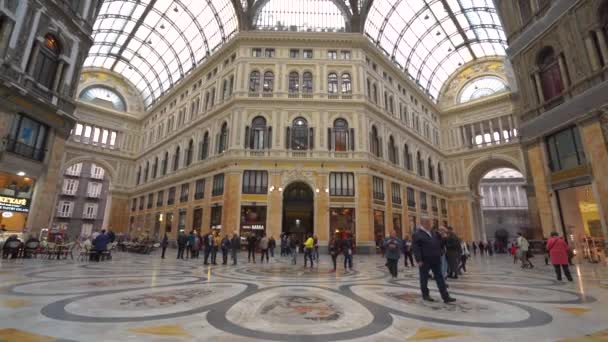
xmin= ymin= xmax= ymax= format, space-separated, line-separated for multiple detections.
xmin=79 ymin=85 xmax=127 ymax=111
xmin=366 ymin=0 xmax=506 ymax=99
xmin=458 ymin=75 xmax=507 ymax=103
xmin=85 ymin=0 xmax=506 ymax=107
xmin=84 ymin=0 xmax=237 ymax=108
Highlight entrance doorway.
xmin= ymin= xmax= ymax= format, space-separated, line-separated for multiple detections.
xmin=282 ymin=182 xmax=314 ymax=245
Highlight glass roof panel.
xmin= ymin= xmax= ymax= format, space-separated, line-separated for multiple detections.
xmin=366 ymin=0 xmax=507 ymax=101
xmin=253 ymin=0 xmax=347 ymax=32
xmin=458 ymin=75 xmax=508 ymax=103
xmin=87 ymin=0 xmax=237 ymax=108
xmin=79 ymin=85 xmax=127 ymax=111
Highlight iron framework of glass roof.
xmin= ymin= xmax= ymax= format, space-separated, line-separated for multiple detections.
xmin=79 ymin=85 xmax=128 ymax=111
xmin=458 ymin=75 xmax=507 ymax=103
xmin=85 ymin=0 xmax=506 ymax=108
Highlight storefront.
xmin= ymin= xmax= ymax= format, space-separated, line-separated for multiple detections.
xmin=240 ymin=205 xmax=266 ymax=238
xmin=392 ymin=213 xmax=402 ymax=238
xmin=373 ymin=209 xmax=384 ymax=253
xmin=555 ymin=184 xmax=605 ymax=262
xmin=0 ymin=172 xmax=34 ymax=240
xmin=330 ymin=207 xmax=355 ymax=239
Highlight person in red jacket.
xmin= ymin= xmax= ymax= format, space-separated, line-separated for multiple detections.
xmin=546 ymin=232 xmax=573 ymax=282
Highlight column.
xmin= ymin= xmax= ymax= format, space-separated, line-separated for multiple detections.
xmin=557 ymin=55 xmax=570 ymax=88
xmin=488 ymin=186 xmax=494 ymax=206
xmin=533 ymin=72 xmax=545 ymax=104
xmin=488 ymin=119 xmax=495 ymax=144
xmin=458 ymin=126 xmax=464 ymax=148
xmin=468 ymin=124 xmax=475 ymax=147
xmin=315 ymin=172 xmax=330 ymax=246
xmin=585 ymin=35 xmax=602 ymax=71
xmin=526 ymin=143 xmax=555 ymax=237
xmin=507 ymin=115 xmax=514 ymax=141
xmin=596 ymin=29 xmax=608 ymax=65
xmin=52 ymin=61 xmax=65 ymax=92
xmin=221 ymin=171 xmax=241 ymax=236
xmin=356 ymin=173 xmax=375 ymax=253
xmin=515 ymin=186 xmax=521 ymax=206
xmin=267 ymin=172 xmax=282 ymax=242
xmin=498 ymin=117 xmax=504 ymax=143
xmin=478 ymin=121 xmax=485 ymax=145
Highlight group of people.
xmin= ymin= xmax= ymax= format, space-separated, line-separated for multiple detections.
xmin=170 ymin=230 xmax=241 ymax=265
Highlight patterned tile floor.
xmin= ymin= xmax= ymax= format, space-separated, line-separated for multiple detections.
xmin=1 ymin=251 xmax=607 ymax=341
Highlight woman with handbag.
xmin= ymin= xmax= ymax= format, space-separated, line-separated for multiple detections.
xmin=546 ymin=232 xmax=573 ymax=281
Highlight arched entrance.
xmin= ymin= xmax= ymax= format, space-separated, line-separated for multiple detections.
xmin=282 ymin=182 xmax=314 ymax=243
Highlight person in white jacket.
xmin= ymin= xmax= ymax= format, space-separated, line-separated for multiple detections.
xmin=517 ymin=232 xmax=534 ymax=268
xmin=459 ymin=241 xmax=470 ymax=273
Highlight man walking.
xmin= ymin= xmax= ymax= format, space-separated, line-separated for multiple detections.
xmin=342 ymin=233 xmax=354 ymax=271
xmin=413 ymin=224 xmax=456 ymax=303
xmin=259 ymin=233 xmax=270 ymax=263
xmin=177 ymin=231 xmax=187 ymax=260
xmin=247 ymin=234 xmax=257 ymax=263
xmin=161 ymin=233 xmax=169 ymax=259
xmin=384 ymin=230 xmax=402 ymax=279
xmin=303 ymin=234 xmax=315 ymax=268
xmin=402 ymin=235 xmax=414 ymax=267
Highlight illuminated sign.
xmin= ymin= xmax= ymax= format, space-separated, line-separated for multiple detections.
xmin=211 ymin=225 xmax=222 ymax=230
xmin=242 ymin=224 xmax=265 ymax=230
xmin=0 ymin=195 xmax=29 ymax=213
xmin=2 ymin=212 xmax=13 ymax=218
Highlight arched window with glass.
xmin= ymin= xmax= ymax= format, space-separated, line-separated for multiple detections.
xmin=249 ymin=71 xmax=260 ymax=93
xmin=537 ymin=47 xmax=565 ymax=103
xmin=341 ymin=73 xmax=352 ymax=94
xmin=289 ymin=72 xmax=300 ymax=94
xmin=388 ymin=136 xmax=398 ymax=164
xmin=370 ymin=126 xmax=382 ymax=157
xmin=217 ymin=123 xmax=229 ymax=154
xmin=328 ymin=73 xmax=339 ymax=94
xmin=302 ymin=72 xmax=313 ymax=94
xmin=173 ymin=146 xmax=181 ymax=171
xmin=287 ymin=117 xmax=312 ymax=150
xmin=328 ymin=118 xmax=354 ymax=151
xmin=31 ymin=34 xmax=61 ymax=89
xmin=404 ymin=144 xmax=412 ymax=170
xmin=200 ymin=132 xmax=209 ymax=160
xmin=263 ymin=71 xmax=274 ymax=93
xmin=428 ymin=157 xmax=434 ymax=181
xmin=186 ymin=139 xmax=193 ymax=166
xmin=417 ymin=151 xmax=425 ymax=177
xmin=245 ymin=116 xmax=271 ymax=150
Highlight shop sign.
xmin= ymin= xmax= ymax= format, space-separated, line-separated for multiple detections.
xmin=0 ymin=195 xmax=29 ymax=213
xmin=242 ymin=224 xmax=265 ymax=230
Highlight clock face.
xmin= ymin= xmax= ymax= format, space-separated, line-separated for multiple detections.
xmin=79 ymin=86 xmax=126 ymax=111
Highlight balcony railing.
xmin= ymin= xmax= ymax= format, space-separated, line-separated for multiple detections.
xmin=57 ymin=211 xmax=72 ymax=218
xmin=82 ymin=213 xmax=97 ymax=219
xmin=4 ymin=138 xmax=46 ymax=161
xmin=86 ymin=192 xmax=100 ymax=198
xmin=63 ymin=189 xmax=77 ymax=196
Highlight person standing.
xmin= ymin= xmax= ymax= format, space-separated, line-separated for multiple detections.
xmin=459 ymin=240 xmax=470 ymax=273
xmin=247 ymin=234 xmax=257 ymax=263
xmin=92 ymin=231 xmax=110 ymax=262
xmin=313 ymin=235 xmax=319 ymax=261
xmin=472 ymin=241 xmax=477 ymax=256
xmin=221 ymin=234 xmax=230 ymax=265
xmin=445 ymin=227 xmax=461 ymax=279
xmin=517 ymin=232 xmax=533 ymax=268
xmin=269 ymin=235 xmax=276 ymax=258
xmin=203 ymin=231 xmax=213 ymax=265
xmin=478 ymin=241 xmax=485 ymax=256
xmin=328 ymin=235 xmax=339 ymax=272
xmin=412 ymin=224 xmax=456 ymax=303
xmin=230 ymin=232 xmax=240 ymax=265
xmin=342 ymin=233 xmax=354 ymax=271
xmin=303 ymin=234 xmax=315 ymax=268
xmin=186 ymin=231 xmax=195 ymax=259
xmin=177 ymin=231 xmax=187 ymax=260
xmin=212 ymin=231 xmax=220 ymax=265
xmin=384 ymin=230 xmax=402 ymax=279
xmin=160 ymin=233 xmax=169 ymax=259
xmin=402 ymin=235 xmax=414 ymax=267
xmin=546 ymin=232 xmax=573 ymax=281
xmin=259 ymin=233 xmax=270 ymax=263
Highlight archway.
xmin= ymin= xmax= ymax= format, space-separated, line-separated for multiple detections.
xmin=465 ymin=155 xmax=533 ymax=249
xmin=282 ymin=182 xmax=314 ymax=245
xmin=51 ymin=160 xmax=113 ymax=241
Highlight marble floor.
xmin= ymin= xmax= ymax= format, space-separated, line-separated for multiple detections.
xmin=1 ymin=251 xmax=608 ymax=342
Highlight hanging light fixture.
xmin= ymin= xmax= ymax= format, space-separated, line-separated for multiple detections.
xmin=160 ymin=23 xmax=165 ymax=29
xmin=173 ymin=6 xmax=179 ymax=13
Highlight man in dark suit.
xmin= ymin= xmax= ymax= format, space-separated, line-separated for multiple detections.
xmin=412 ymin=224 xmax=456 ymax=303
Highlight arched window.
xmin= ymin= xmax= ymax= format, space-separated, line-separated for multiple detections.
xmin=417 ymin=151 xmax=425 ymax=177
xmin=328 ymin=73 xmax=338 ymax=94
xmin=79 ymin=86 xmax=127 ymax=111
xmin=341 ymin=73 xmax=352 ymax=93
xmin=329 ymin=118 xmax=353 ymax=151
xmin=249 ymin=71 xmax=260 ymax=93
xmin=200 ymin=132 xmax=209 ymax=160
xmin=537 ymin=47 xmax=564 ymax=102
xmin=428 ymin=157 xmax=434 ymax=181
xmin=370 ymin=126 xmax=381 ymax=157
xmin=302 ymin=72 xmax=313 ymax=94
xmin=263 ymin=71 xmax=274 ymax=92
xmin=31 ymin=34 xmax=61 ymax=89
xmin=218 ymin=122 xmax=228 ymax=154
xmin=152 ymin=157 xmax=158 ymax=179
xmin=246 ymin=116 xmax=271 ymax=149
xmin=404 ymin=144 xmax=412 ymax=170
xmin=173 ymin=146 xmax=180 ymax=171
xmin=437 ymin=162 xmax=444 ymax=185
xmin=290 ymin=117 xmax=310 ymax=150
xmin=186 ymin=139 xmax=193 ymax=166
xmin=388 ymin=136 xmax=398 ymax=164
xmin=289 ymin=72 xmax=300 ymax=93
xmin=162 ymin=151 xmax=168 ymax=175
xmin=144 ymin=161 xmax=149 ymax=182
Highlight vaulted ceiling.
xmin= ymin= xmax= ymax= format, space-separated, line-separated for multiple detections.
xmin=85 ymin=0 xmax=506 ymax=108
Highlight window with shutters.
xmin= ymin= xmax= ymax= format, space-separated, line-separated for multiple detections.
xmin=431 ymin=195 xmax=438 ymax=213
xmin=157 ymin=190 xmax=164 ymax=207
xmin=420 ymin=191 xmax=428 ymax=211
xmin=373 ymin=176 xmax=384 ymax=200
xmin=167 ymin=187 xmax=176 ymax=205
xmin=180 ymin=183 xmax=189 ymax=202
xmin=162 ymin=151 xmax=168 ymax=175
xmin=29 ymin=34 xmax=61 ymax=89
xmin=195 ymin=179 xmax=205 ymax=200
xmin=407 ymin=187 xmax=416 ymax=208
xmin=537 ymin=47 xmax=565 ymax=103
xmin=212 ymin=173 xmax=225 ymax=196
xmin=329 ymin=172 xmax=354 ymax=196
xmin=391 ymin=183 xmax=402 ymax=204
xmin=152 ymin=157 xmax=158 ymax=179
